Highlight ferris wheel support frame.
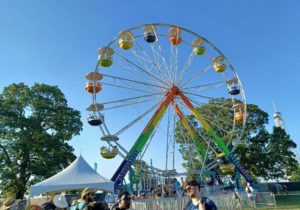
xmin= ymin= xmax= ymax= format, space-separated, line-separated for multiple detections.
xmin=172 ymin=102 xmax=207 ymax=159
xmin=111 ymin=86 xmax=177 ymax=187
xmin=177 ymin=88 xmax=253 ymax=185
xmin=112 ymin=85 xmax=252 ymax=189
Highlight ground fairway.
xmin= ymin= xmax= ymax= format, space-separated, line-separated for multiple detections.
xmin=247 ymin=194 xmax=300 ymax=210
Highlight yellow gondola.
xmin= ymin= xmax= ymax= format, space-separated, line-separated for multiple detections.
xmin=213 ymin=56 xmax=226 ymax=73
xmin=100 ymin=146 xmax=118 ymax=159
xmin=119 ymin=31 xmax=133 ymax=50
xmin=216 ymin=152 xmax=225 ymax=158
xmin=219 ymin=163 xmax=235 ymax=173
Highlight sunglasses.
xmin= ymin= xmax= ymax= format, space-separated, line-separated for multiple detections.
xmin=185 ymin=186 xmax=193 ymax=191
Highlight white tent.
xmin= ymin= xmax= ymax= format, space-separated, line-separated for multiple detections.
xmin=30 ymin=155 xmax=114 ymax=197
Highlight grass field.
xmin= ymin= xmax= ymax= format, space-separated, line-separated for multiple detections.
xmin=243 ymin=194 xmax=300 ymax=210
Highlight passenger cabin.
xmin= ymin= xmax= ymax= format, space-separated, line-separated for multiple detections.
xmin=85 ymin=81 xmax=101 ymax=93
xmin=119 ymin=31 xmax=133 ymax=50
xmin=168 ymin=27 xmax=182 ymax=45
xmin=219 ymin=163 xmax=235 ymax=173
xmin=232 ymin=103 xmax=246 ymax=122
xmin=144 ymin=25 xmax=156 ymax=43
xmin=100 ymin=146 xmax=118 ymax=159
xmin=212 ymin=56 xmax=226 ymax=73
xmin=87 ymin=114 xmax=104 ymax=126
xmin=85 ymin=72 xmax=103 ymax=93
xmin=192 ymin=38 xmax=206 ymax=55
xmin=98 ymin=47 xmax=114 ymax=67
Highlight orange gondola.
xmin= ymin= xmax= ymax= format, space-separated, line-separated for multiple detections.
xmin=169 ymin=27 xmax=182 ymax=45
xmin=85 ymin=81 xmax=101 ymax=93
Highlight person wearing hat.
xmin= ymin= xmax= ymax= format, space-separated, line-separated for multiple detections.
xmin=110 ymin=192 xmax=131 ymax=210
xmin=42 ymin=195 xmax=56 ymax=210
xmin=71 ymin=188 xmax=96 ymax=210
xmin=0 ymin=198 xmax=17 ymax=210
xmin=183 ymin=179 xmax=217 ymax=210
xmin=53 ymin=194 xmax=69 ymax=210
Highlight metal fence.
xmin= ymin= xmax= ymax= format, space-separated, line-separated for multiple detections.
xmin=128 ymin=192 xmax=276 ymax=210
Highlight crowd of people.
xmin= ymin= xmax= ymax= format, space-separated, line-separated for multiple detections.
xmin=1 ymin=180 xmax=264 ymax=210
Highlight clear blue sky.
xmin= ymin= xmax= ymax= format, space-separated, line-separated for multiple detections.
xmin=1 ymin=0 xmax=299 ymax=179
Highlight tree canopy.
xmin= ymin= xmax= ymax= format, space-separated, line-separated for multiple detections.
xmin=0 ymin=83 xmax=83 ymax=199
xmin=174 ymin=98 xmax=298 ymax=181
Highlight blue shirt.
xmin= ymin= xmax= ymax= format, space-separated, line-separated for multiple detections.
xmin=184 ymin=197 xmax=217 ymax=210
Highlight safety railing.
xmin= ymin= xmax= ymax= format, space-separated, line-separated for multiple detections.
xmin=128 ymin=192 xmax=276 ymax=210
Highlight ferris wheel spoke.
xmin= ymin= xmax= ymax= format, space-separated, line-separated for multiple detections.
xmin=201 ymin=113 xmax=232 ymax=135
xmin=114 ymin=62 xmax=164 ymax=93
xmin=177 ymin=51 xmax=196 ymax=86
xmin=103 ymin=97 xmax=161 ymax=111
xmin=151 ymin=30 xmax=174 ymax=85
xmin=101 ymin=73 xmax=167 ymax=90
xmin=101 ymin=82 xmax=155 ymax=94
xmin=129 ymin=48 xmax=162 ymax=83
xmin=149 ymin=44 xmax=173 ymax=86
xmin=182 ymin=80 xmax=227 ymax=92
xmin=177 ymin=101 xmax=219 ymax=156
xmin=170 ymin=44 xmax=179 ymax=84
xmin=182 ymin=91 xmax=217 ymax=101
xmin=102 ymin=93 xmax=162 ymax=106
xmin=114 ymin=51 xmax=167 ymax=87
xmin=130 ymin=37 xmax=171 ymax=85
xmin=181 ymin=65 xmax=212 ymax=88
xmin=114 ymin=102 xmax=160 ymax=136
xmin=188 ymin=96 xmax=233 ymax=111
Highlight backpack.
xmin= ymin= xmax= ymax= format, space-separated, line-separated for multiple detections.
xmin=234 ymin=192 xmax=239 ymax=199
xmin=246 ymin=187 xmax=252 ymax=193
xmin=41 ymin=202 xmax=56 ymax=210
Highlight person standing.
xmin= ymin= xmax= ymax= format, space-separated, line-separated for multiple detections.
xmin=110 ymin=192 xmax=131 ymax=210
xmin=232 ymin=188 xmax=242 ymax=209
xmin=183 ymin=180 xmax=217 ymax=210
xmin=71 ymin=188 xmax=96 ymax=210
xmin=245 ymin=183 xmax=256 ymax=209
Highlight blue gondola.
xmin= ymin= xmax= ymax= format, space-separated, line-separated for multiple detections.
xmin=228 ymin=86 xmax=240 ymax=95
xmin=144 ymin=32 xmax=156 ymax=43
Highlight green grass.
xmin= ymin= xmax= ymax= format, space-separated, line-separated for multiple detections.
xmin=246 ymin=195 xmax=300 ymax=210
xmin=274 ymin=195 xmax=300 ymax=209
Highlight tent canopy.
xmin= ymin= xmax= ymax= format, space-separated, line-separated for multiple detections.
xmin=30 ymin=155 xmax=114 ymax=197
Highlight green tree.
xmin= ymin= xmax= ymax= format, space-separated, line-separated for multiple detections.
xmin=267 ymin=127 xmax=298 ymax=179
xmin=289 ymin=166 xmax=300 ymax=182
xmin=174 ymin=98 xmax=298 ymax=180
xmin=0 ymin=83 xmax=83 ymax=199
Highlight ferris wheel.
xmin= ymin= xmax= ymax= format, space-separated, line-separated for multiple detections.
xmin=85 ymin=23 xmax=251 ymax=188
